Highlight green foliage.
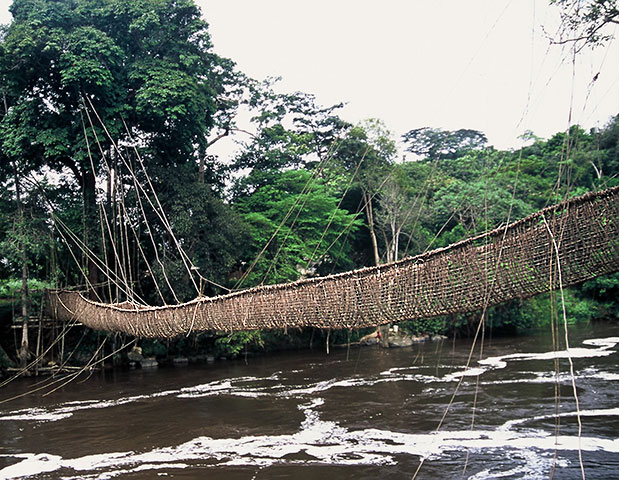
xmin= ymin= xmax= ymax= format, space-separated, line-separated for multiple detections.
xmin=580 ymin=272 xmax=619 ymax=319
xmin=402 ymin=127 xmax=487 ymax=160
xmin=551 ymin=0 xmax=619 ymax=49
xmin=0 ymin=278 xmax=52 ymax=298
xmin=214 ymin=330 xmax=263 ymax=358
xmin=398 ymin=317 xmax=448 ymax=336
xmin=0 ymin=174 xmax=55 ymax=281
xmin=0 ymin=0 xmax=222 ymax=169
xmin=0 ymin=216 xmax=50 ymax=272
xmin=0 ymin=0 xmax=235 ymax=294
xmin=597 ymin=115 xmax=619 ymax=187
xmin=141 ymin=339 xmax=168 ymax=359
xmin=231 ymin=87 xmax=349 ymax=198
xmin=236 ymin=169 xmax=361 ymax=286
xmin=484 ymin=290 xmax=599 ymax=334
xmin=431 ymin=178 xmax=533 ymax=243
xmin=139 ymin=163 xmax=247 ymax=302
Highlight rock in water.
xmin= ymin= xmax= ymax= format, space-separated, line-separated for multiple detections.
xmin=140 ymin=357 xmax=158 ymax=368
xmin=127 ymin=346 xmax=143 ymax=363
xmin=389 ymin=335 xmax=413 ymax=348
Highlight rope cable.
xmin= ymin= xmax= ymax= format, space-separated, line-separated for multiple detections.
xmin=543 ymin=214 xmax=586 ymax=479
xmin=79 ymin=107 xmax=132 ymax=299
xmin=83 ymin=98 xmax=200 ymax=296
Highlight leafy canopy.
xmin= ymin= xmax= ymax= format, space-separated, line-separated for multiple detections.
xmin=0 ymin=0 xmax=228 ymax=185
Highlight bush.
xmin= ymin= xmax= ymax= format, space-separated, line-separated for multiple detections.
xmin=0 ymin=278 xmax=53 ymax=298
xmin=215 ymin=331 xmax=263 ymax=358
xmin=398 ymin=317 xmax=449 ymax=336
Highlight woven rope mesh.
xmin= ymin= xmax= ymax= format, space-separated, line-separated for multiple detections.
xmin=47 ymin=186 xmax=619 ymax=338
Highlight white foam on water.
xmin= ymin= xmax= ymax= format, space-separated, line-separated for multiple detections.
xmin=479 ymin=365 xmax=619 ymax=385
xmin=466 ymin=449 xmax=569 ymax=480
xmin=280 ymin=371 xmax=444 ymax=398
xmin=0 ymin=353 xmax=499 ymax=426
xmin=2 ymin=336 xmax=617 ymax=478
xmin=499 ymin=406 xmax=619 ymax=432
xmin=589 ymin=371 xmax=619 ymax=380
xmin=0 ymin=375 xmax=279 ymax=423
xmin=0 ymin=453 xmax=63 ymax=479
xmin=3 ymin=396 xmax=619 ymax=480
xmin=582 ymin=337 xmax=619 ymax=349
xmin=177 ymin=375 xmax=285 ymax=399
xmin=0 ymin=410 xmax=73 ymax=422
xmin=379 ymin=366 xmax=425 ymax=375
xmin=442 ymin=336 xmax=618 ymax=383
xmin=443 ymin=367 xmax=488 ymax=382
xmin=0 ymin=394 xmax=158 ymax=423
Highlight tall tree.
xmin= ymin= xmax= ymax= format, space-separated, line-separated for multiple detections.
xmin=335 ymin=120 xmax=396 ymax=267
xmin=374 ymin=161 xmax=436 ymax=262
xmin=402 ymin=127 xmax=487 ymax=160
xmin=231 ymin=86 xmax=349 ymax=199
xmin=0 ymin=0 xmax=235 ymax=294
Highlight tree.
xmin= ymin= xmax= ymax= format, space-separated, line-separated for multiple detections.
xmin=230 ymin=86 xmax=349 ymax=199
xmin=334 ymin=120 xmax=396 ymax=267
xmin=375 ymin=161 xmax=436 ymax=261
xmin=551 ymin=0 xmax=619 ymax=50
xmin=431 ymin=179 xmax=533 ymax=241
xmin=0 ymin=0 xmax=235 ymax=295
xmin=234 ymin=169 xmax=361 ymax=287
xmin=375 ymin=176 xmax=412 ymax=263
xmin=0 ymin=165 xmax=52 ymax=367
xmin=402 ymin=127 xmax=487 ymax=160
xmin=140 ymin=162 xmax=247 ymax=302
xmin=329 ymin=120 xmax=397 ymax=346
xmin=595 ymin=114 xmax=619 ymax=187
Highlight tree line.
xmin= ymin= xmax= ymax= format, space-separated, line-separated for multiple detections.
xmin=0 ymin=0 xmax=617 ymax=368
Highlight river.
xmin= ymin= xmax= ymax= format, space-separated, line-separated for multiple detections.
xmin=1 ymin=322 xmax=618 ymax=479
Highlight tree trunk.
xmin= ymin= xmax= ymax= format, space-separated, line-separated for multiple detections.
xmin=362 ymin=189 xmax=389 ymax=347
xmin=362 ymin=190 xmax=381 ymax=266
xmin=83 ymin=168 xmax=100 ymax=299
xmin=14 ymin=165 xmax=30 ymax=368
xmin=19 ymin=260 xmax=30 ymax=368
xmin=198 ymin=156 xmax=206 ymax=184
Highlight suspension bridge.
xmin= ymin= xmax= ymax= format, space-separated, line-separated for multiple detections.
xmin=46 ymin=186 xmax=619 ymax=338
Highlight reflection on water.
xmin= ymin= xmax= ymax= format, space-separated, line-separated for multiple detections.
xmin=1 ymin=323 xmax=618 ymax=479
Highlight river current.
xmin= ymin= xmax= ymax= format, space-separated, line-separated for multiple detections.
xmin=1 ymin=323 xmax=618 ymax=479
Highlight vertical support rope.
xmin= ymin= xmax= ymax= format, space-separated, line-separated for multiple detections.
xmin=542 ymin=213 xmax=586 ymax=480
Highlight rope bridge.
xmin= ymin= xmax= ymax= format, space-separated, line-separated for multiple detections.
xmin=47 ymin=186 xmax=619 ymax=338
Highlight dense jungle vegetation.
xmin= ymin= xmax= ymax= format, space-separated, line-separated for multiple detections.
xmin=0 ymin=0 xmax=617 ymax=371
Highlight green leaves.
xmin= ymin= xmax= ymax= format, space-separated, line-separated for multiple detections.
xmin=551 ymin=0 xmax=619 ymax=49
xmin=236 ymin=169 xmax=360 ymax=286
xmin=59 ymin=26 xmax=123 ymax=90
xmin=402 ymin=127 xmax=487 ymax=160
xmin=0 ymin=0 xmax=226 ymax=179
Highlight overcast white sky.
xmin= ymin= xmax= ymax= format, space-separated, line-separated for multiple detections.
xmin=2 ymin=0 xmax=618 ymax=155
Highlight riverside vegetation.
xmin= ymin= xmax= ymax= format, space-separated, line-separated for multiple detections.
xmin=0 ymin=0 xmax=617 ymax=373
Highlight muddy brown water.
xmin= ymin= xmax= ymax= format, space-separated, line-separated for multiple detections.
xmin=1 ymin=322 xmax=618 ymax=479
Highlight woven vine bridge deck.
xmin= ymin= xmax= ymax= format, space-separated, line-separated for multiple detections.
xmin=47 ymin=186 xmax=619 ymax=338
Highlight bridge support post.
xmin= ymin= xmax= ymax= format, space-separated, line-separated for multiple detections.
xmin=379 ymin=324 xmax=390 ymax=348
